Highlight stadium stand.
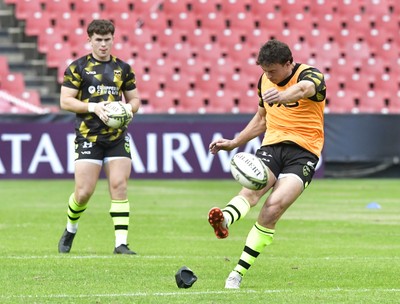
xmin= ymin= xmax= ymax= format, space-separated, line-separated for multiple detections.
xmin=0 ymin=0 xmax=399 ymax=114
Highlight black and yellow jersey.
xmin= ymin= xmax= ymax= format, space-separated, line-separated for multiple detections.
xmin=62 ymin=54 xmax=136 ymax=144
xmin=258 ymin=63 xmax=326 ymax=157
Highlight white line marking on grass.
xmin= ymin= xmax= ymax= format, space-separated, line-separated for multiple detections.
xmin=0 ymin=290 xmax=261 ymax=300
xmin=2 ymin=255 xmax=400 ymax=260
xmin=2 ymin=288 xmax=400 ymax=300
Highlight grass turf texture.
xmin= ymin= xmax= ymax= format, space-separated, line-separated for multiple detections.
xmin=0 ymin=179 xmax=399 ymax=303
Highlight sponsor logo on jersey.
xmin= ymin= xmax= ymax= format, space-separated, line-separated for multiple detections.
xmin=114 ymin=70 xmax=122 ymax=81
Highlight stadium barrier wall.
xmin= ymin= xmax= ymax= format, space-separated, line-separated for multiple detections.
xmin=0 ymin=114 xmax=399 ymax=179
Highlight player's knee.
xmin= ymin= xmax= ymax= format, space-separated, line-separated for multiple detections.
xmin=74 ymin=188 xmax=94 ymax=204
xmin=239 ymin=187 xmax=268 ymax=207
xmin=109 ymin=179 xmax=127 ymax=196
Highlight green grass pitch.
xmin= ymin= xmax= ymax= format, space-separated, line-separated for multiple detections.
xmin=0 ymin=178 xmax=399 ymax=303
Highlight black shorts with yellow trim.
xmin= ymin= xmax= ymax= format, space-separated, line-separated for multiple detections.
xmin=256 ymin=142 xmax=319 ymax=188
xmin=75 ymin=135 xmax=132 ymax=161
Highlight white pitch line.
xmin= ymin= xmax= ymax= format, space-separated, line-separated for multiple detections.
xmin=1 ymin=255 xmax=400 ymax=260
xmin=0 ymin=290 xmax=260 ymax=300
xmin=1 ymin=288 xmax=400 ymax=300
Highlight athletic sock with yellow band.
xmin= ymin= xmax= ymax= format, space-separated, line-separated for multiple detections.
xmin=234 ymin=222 xmax=275 ymax=276
xmin=109 ymin=199 xmax=130 ymax=247
xmin=222 ymin=195 xmax=251 ymax=227
xmin=66 ymin=193 xmax=87 ymax=233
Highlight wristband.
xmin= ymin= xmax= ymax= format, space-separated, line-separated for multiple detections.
xmin=87 ymin=102 xmax=96 ymax=113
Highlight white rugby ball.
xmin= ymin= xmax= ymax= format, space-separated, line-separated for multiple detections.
xmin=105 ymin=102 xmax=131 ymax=129
xmin=230 ymin=152 xmax=268 ymax=190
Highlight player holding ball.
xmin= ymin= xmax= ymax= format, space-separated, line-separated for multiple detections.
xmin=58 ymin=19 xmax=141 ymax=255
xmin=208 ymin=39 xmax=326 ymax=288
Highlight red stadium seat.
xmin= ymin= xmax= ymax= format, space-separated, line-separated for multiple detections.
xmin=44 ymin=0 xmax=72 ymax=19
xmin=342 ymin=14 xmax=371 ymax=38
xmin=20 ymin=89 xmax=41 ymax=106
xmin=343 ymin=39 xmax=372 ymax=62
xmin=309 ymin=0 xmax=337 ymax=17
xmin=224 ymin=71 xmax=253 ymax=91
xmin=344 ymin=72 xmax=372 ymax=94
xmin=54 ymin=12 xmax=83 ymax=37
xmin=217 ymin=28 xmax=245 ymax=50
xmin=336 ymin=0 xmax=362 ymax=16
xmin=139 ymin=44 xmax=164 ymax=63
xmin=191 ymin=0 xmax=219 ymax=15
xmin=207 ymin=90 xmax=237 ymax=113
xmin=283 ymin=12 xmax=314 ymax=34
xmin=235 ymin=89 xmax=259 ymax=114
xmin=357 ymin=90 xmax=389 ymax=114
xmin=157 ymin=28 xmax=186 ymax=47
xmin=371 ymin=14 xmax=399 ymax=35
xmin=327 ymin=89 xmax=357 ymax=114
xmin=68 ymin=27 xmax=91 ymax=56
xmin=374 ymin=74 xmax=399 ymax=92
xmin=163 ymin=72 xmax=192 ymax=95
xmin=148 ymin=58 xmax=175 ymax=84
xmin=197 ymin=12 xmax=227 ymax=32
xmin=186 ymin=28 xmax=213 ymax=47
xmin=72 ymin=0 xmax=101 ymax=20
xmin=374 ymin=42 xmax=399 ymax=64
xmin=162 ymin=0 xmax=189 ymax=14
xmin=387 ymin=92 xmax=400 ymax=114
xmin=1 ymin=73 xmax=26 ymax=95
xmin=15 ymin=0 xmax=42 ymax=20
xmin=112 ymin=41 xmax=135 ymax=61
xmin=220 ymin=0 xmax=248 ymax=15
xmin=363 ymin=0 xmax=391 ymax=19
xmin=141 ymin=11 xmax=168 ymax=31
xmin=255 ymin=13 xmax=285 ymax=40
xmin=24 ymin=11 xmax=53 ymax=37
xmin=169 ymin=12 xmax=198 ymax=33
xmin=194 ymin=72 xmax=221 ymax=92
xmin=291 ymin=42 xmax=313 ymax=63
xmin=102 ymin=0 xmax=133 ymax=13
xmin=168 ymin=42 xmax=195 ymax=65
xmin=198 ymin=42 xmax=224 ymax=64
xmin=37 ymin=27 xmax=64 ymax=54
xmin=280 ymin=0 xmax=310 ymax=15
xmin=277 ymin=28 xmax=304 ymax=47
xmin=46 ymin=43 xmax=73 ymax=69
xmin=249 ymin=0 xmax=279 ymax=18
xmin=130 ymin=28 xmax=155 ymax=52
xmin=179 ymin=56 xmax=208 ymax=79
xmin=246 ymin=28 xmax=275 ymax=50
xmin=360 ymin=56 xmax=386 ymax=80
xmin=133 ymin=0 xmax=162 ymax=16
xmin=176 ymin=89 xmax=207 ymax=114
xmin=314 ymin=40 xmax=341 ymax=63
xmin=148 ymin=89 xmax=178 ymax=114
xmin=107 ymin=12 xmax=137 ymax=41
xmin=227 ymin=12 xmax=257 ymax=32
xmin=315 ymin=14 xmax=342 ymax=40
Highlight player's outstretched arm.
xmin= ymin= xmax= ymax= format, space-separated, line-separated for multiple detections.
xmin=209 ymin=107 xmax=266 ymax=154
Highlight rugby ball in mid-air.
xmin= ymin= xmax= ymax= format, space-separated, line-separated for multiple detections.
xmin=104 ymin=102 xmax=131 ymax=129
xmin=230 ymin=152 xmax=268 ymax=190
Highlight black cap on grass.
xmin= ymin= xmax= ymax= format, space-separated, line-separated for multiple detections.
xmin=175 ymin=266 xmax=197 ymax=288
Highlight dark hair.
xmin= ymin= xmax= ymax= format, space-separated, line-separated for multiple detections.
xmin=87 ymin=19 xmax=115 ymax=37
xmin=256 ymin=39 xmax=293 ymax=66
